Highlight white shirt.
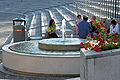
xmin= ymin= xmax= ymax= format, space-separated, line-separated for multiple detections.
xmin=110 ymin=24 xmax=120 ymax=33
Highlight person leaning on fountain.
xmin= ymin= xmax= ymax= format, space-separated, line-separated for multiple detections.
xmin=78 ymin=16 xmax=91 ymax=39
xmin=47 ymin=19 xmax=58 ymax=38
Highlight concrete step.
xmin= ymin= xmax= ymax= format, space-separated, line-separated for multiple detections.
xmin=41 ymin=10 xmax=51 ymax=27
xmin=25 ymin=5 xmax=78 ymax=40
xmin=62 ymin=6 xmax=77 ymax=16
xmin=61 ymin=6 xmax=76 ymax=20
xmin=64 ymin=4 xmax=78 ymax=15
xmin=47 ymin=8 xmax=64 ymax=30
xmin=56 ymin=7 xmax=75 ymax=27
xmin=25 ymin=12 xmax=34 ymax=30
xmin=26 ymin=11 xmax=42 ymax=40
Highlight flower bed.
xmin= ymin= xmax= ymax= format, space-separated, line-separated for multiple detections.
xmin=80 ymin=20 xmax=120 ymax=52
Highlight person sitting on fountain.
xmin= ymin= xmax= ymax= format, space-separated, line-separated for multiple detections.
xmin=78 ymin=16 xmax=91 ymax=39
xmin=48 ymin=19 xmax=58 ymax=38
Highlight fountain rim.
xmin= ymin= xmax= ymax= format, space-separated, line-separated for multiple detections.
xmin=2 ymin=40 xmax=80 ymax=58
xmin=39 ymin=38 xmax=84 ymax=45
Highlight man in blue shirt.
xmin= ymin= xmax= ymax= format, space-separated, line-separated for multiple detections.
xmin=78 ymin=16 xmax=91 ymax=39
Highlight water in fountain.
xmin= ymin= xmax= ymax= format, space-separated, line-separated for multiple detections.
xmin=61 ymin=19 xmax=66 ymax=41
xmin=9 ymin=40 xmax=83 ymax=55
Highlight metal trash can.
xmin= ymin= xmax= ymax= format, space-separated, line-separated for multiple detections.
xmin=13 ymin=18 xmax=26 ymax=42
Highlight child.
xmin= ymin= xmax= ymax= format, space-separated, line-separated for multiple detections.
xmin=75 ymin=15 xmax=82 ymax=34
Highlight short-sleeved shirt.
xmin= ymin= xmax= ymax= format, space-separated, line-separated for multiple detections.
xmin=48 ymin=25 xmax=56 ymax=32
xmin=78 ymin=20 xmax=91 ymax=39
xmin=110 ymin=24 xmax=120 ymax=33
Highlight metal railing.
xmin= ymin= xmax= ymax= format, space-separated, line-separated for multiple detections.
xmin=74 ymin=0 xmax=120 ymax=19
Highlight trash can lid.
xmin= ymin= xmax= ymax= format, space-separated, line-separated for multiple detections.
xmin=13 ymin=18 xmax=26 ymax=21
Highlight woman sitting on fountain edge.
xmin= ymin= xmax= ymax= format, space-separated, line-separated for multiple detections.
xmin=48 ymin=19 xmax=58 ymax=38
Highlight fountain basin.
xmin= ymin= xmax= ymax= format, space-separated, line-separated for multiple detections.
xmin=39 ymin=38 xmax=84 ymax=51
xmin=2 ymin=39 xmax=82 ymax=76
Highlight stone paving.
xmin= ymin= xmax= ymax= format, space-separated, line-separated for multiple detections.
xmin=0 ymin=0 xmax=80 ymax=14
xmin=0 ymin=0 xmax=81 ymax=79
xmin=0 ymin=14 xmax=80 ymax=80
xmin=0 ymin=12 xmax=23 ymax=49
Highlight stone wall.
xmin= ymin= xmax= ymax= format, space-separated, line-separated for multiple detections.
xmin=80 ymin=49 xmax=120 ymax=80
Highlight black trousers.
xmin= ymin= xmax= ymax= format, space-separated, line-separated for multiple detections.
xmin=48 ymin=32 xmax=58 ymax=38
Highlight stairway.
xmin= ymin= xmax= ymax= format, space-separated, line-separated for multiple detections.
xmin=24 ymin=1 xmax=120 ymax=40
xmin=24 ymin=3 xmax=79 ymax=40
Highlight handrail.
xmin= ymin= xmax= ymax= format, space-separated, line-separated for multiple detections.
xmin=29 ymin=19 xmax=75 ymax=29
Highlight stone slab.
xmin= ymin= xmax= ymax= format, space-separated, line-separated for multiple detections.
xmin=80 ymin=48 xmax=120 ymax=80
xmin=80 ymin=48 xmax=120 ymax=59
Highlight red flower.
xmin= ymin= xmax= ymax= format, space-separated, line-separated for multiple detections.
xmin=104 ymin=29 xmax=107 ymax=33
xmin=94 ymin=45 xmax=99 ymax=48
xmin=106 ymin=39 xmax=111 ymax=43
xmin=86 ymin=42 xmax=91 ymax=46
xmin=80 ymin=42 xmax=84 ymax=45
xmin=87 ymin=42 xmax=90 ymax=44
xmin=98 ymin=42 xmax=102 ymax=46
xmin=99 ymin=37 xmax=104 ymax=42
xmin=113 ymin=37 xmax=117 ymax=41
xmin=90 ymin=20 xmax=94 ymax=23
xmin=102 ymin=45 xmax=105 ymax=48
xmin=85 ymin=46 xmax=88 ymax=50
xmin=87 ymin=34 xmax=90 ymax=37
xmin=95 ymin=34 xmax=101 ymax=38
xmin=95 ymin=48 xmax=103 ymax=52
xmin=113 ymin=33 xmax=119 ymax=36
xmin=98 ymin=34 xmax=101 ymax=36
xmin=96 ymin=25 xmax=100 ymax=28
xmin=99 ymin=37 xmax=104 ymax=39
xmin=115 ymin=33 xmax=118 ymax=35
xmin=114 ymin=41 xmax=117 ymax=43
xmin=95 ymin=34 xmax=99 ymax=38
xmin=113 ymin=37 xmax=117 ymax=43
xmin=100 ymin=22 xmax=106 ymax=27
xmin=82 ymin=45 xmax=85 ymax=47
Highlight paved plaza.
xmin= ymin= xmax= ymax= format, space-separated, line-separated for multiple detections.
xmin=0 ymin=0 xmax=80 ymax=79
xmin=0 ymin=0 xmax=119 ymax=79
xmin=0 ymin=12 xmax=80 ymax=80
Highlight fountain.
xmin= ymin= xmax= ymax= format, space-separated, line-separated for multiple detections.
xmin=2 ymin=19 xmax=85 ymax=76
xmin=61 ymin=19 xmax=66 ymax=41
